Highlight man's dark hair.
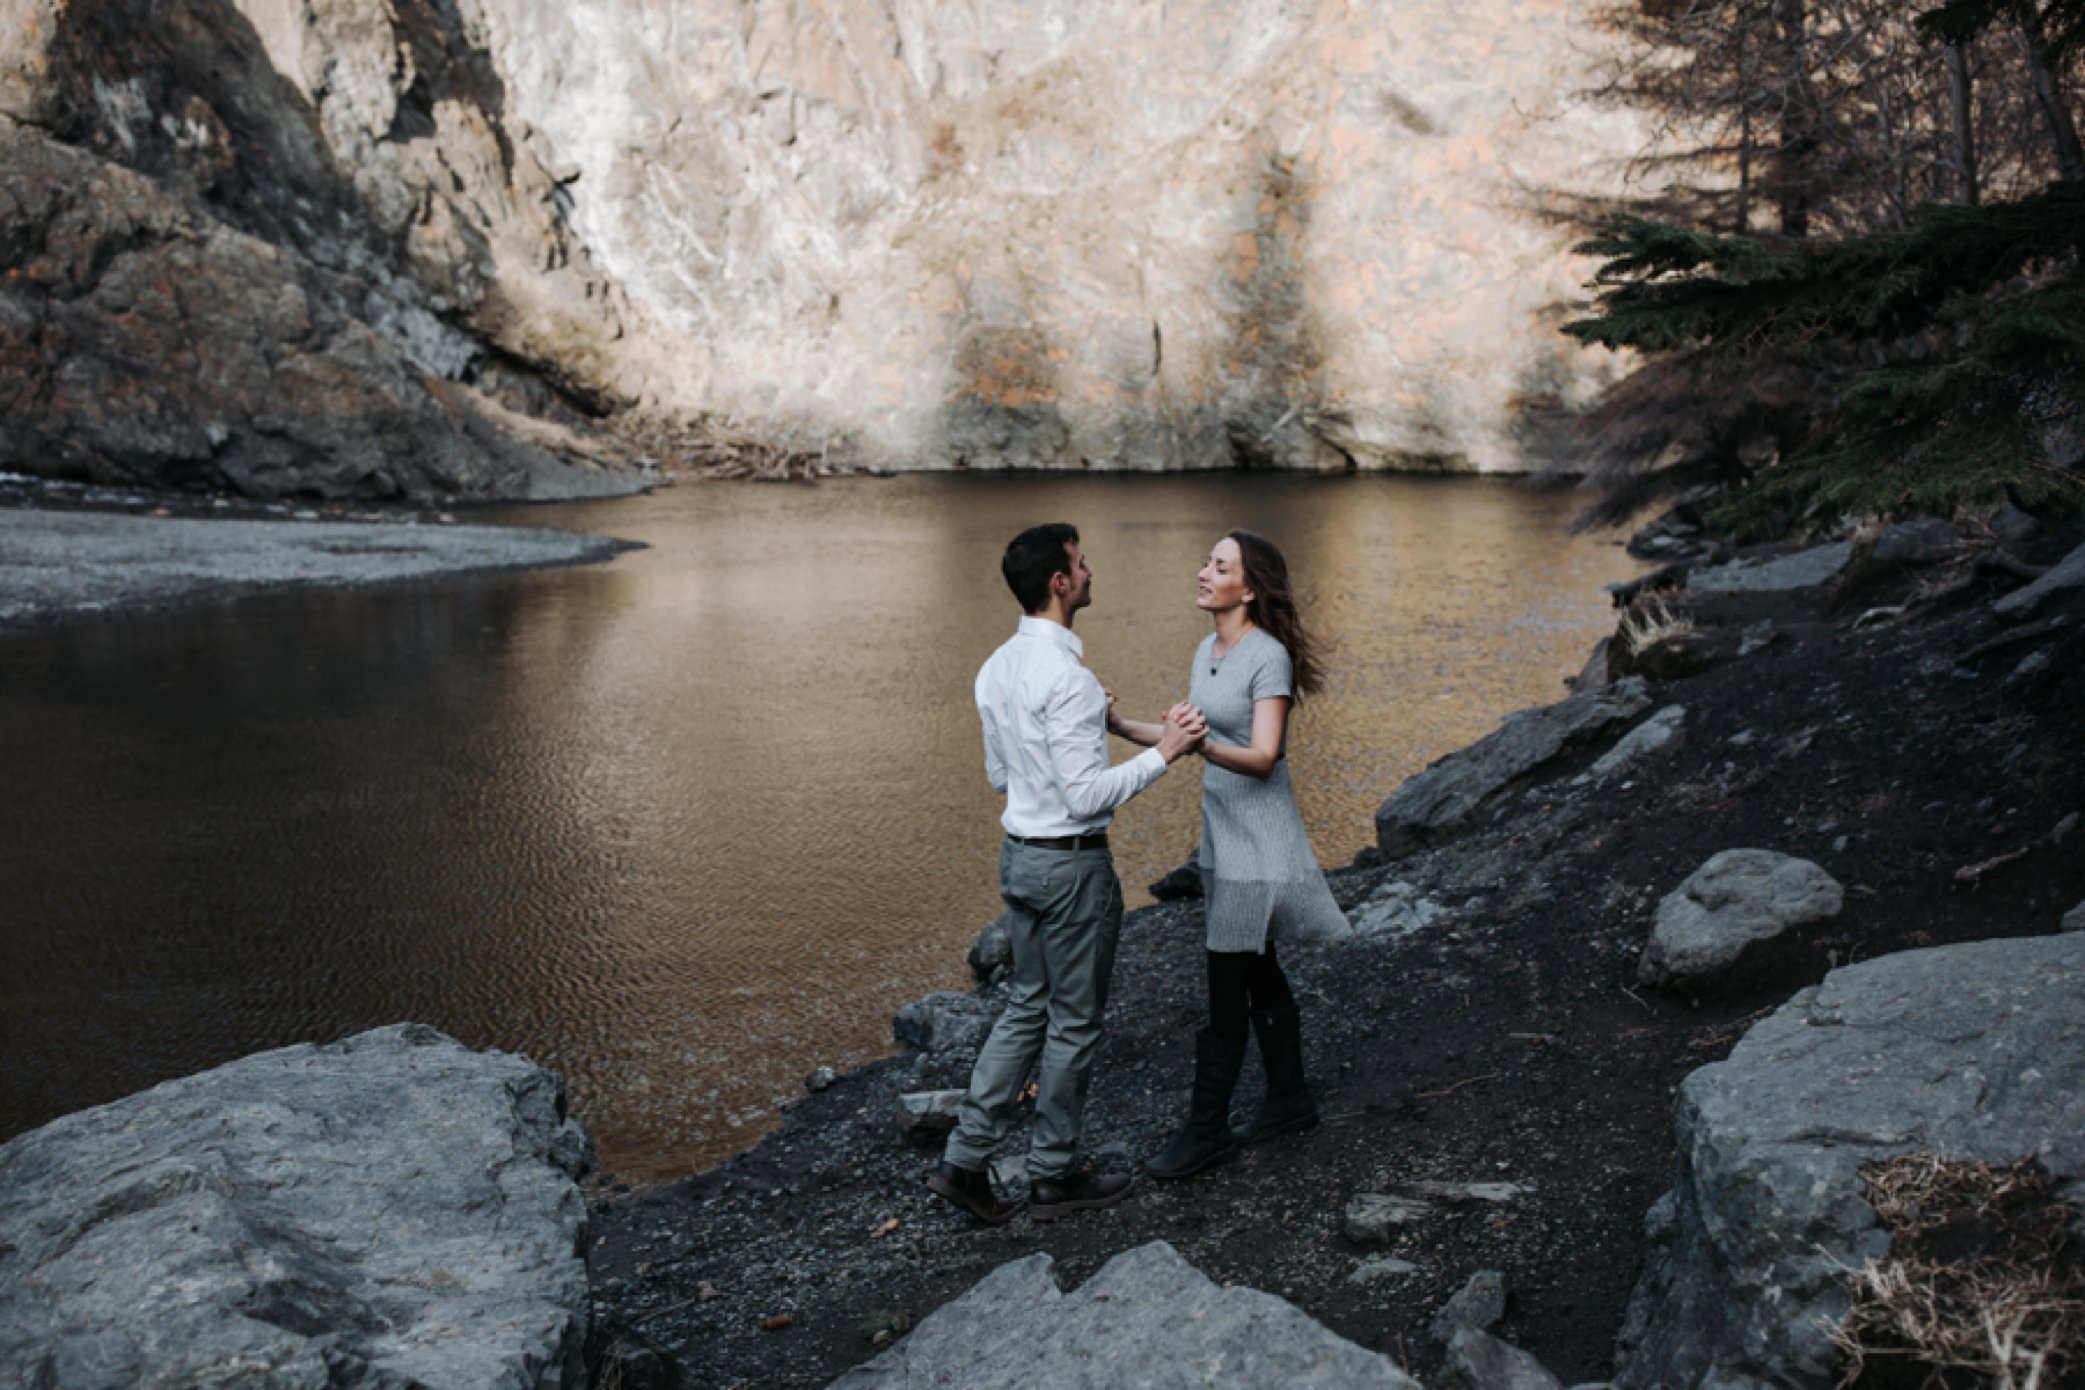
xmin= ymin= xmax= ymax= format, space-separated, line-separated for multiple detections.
xmin=1002 ymin=523 xmax=1079 ymax=613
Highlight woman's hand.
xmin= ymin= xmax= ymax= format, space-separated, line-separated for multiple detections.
xmin=1155 ymin=702 xmax=1206 ymax=763
xmin=1163 ymin=702 xmax=1207 ymax=750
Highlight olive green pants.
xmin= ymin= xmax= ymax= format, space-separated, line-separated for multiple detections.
xmin=943 ymin=839 xmax=1124 ymax=1181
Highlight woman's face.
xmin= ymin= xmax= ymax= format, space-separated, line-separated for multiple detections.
xmin=1196 ymin=537 xmax=1253 ymax=615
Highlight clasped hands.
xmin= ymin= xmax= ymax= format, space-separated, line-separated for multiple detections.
xmin=1105 ymin=691 xmax=1208 ymax=764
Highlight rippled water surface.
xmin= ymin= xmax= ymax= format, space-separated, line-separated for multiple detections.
xmin=0 ymin=474 xmax=1641 ymax=1180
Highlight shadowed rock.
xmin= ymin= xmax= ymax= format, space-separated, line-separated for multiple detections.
xmin=966 ymin=912 xmax=1013 ymax=983
xmin=0 ymin=1023 xmax=591 ymax=1390
xmin=0 ymin=123 xmax=634 ymax=502
xmin=1638 ymin=850 xmax=1843 ymax=992
xmin=1579 ymin=704 xmax=1685 ymax=785
xmin=1439 ymin=1325 xmax=1566 ymax=1390
xmin=1994 ymin=542 xmax=2085 ymax=621
xmin=1687 ymin=543 xmax=1851 ymax=593
xmin=1149 ymin=845 xmax=1205 ymax=901
xmin=893 ymin=990 xmax=1005 ymax=1056
xmin=0 ymin=0 xmax=649 ymax=499
xmin=895 ymin=1089 xmax=966 ymax=1144
xmin=1870 ymin=518 xmax=1961 ymax=566
xmin=1375 ymin=677 xmax=1651 ymax=859
xmin=1431 ymin=1269 xmax=1507 ymax=1339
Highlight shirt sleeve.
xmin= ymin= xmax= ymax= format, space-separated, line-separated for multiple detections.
xmin=1043 ymin=667 xmax=1166 ymax=820
xmin=1249 ymin=640 xmax=1295 ymax=702
xmin=978 ymin=706 xmax=1009 ymax=794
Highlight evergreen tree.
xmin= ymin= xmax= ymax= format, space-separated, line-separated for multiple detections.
xmin=1566 ymin=0 xmax=2085 ymax=536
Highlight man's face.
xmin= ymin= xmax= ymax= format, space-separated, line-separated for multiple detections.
xmin=1060 ymin=541 xmax=1094 ymax=612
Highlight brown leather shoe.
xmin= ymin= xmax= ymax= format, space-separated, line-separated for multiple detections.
xmin=1028 ymin=1167 xmax=1136 ymax=1221
xmin=925 ymin=1159 xmax=1018 ymax=1225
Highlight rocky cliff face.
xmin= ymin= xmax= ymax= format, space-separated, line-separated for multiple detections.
xmin=1 ymin=0 xmax=659 ymax=498
xmin=3 ymin=0 xmax=1640 ymax=496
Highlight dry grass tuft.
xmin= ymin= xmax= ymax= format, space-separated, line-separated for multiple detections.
xmin=1830 ymin=1155 xmax=2085 ymax=1390
xmin=1618 ymin=595 xmax=1696 ymax=655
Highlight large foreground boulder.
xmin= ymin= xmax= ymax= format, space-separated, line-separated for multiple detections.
xmin=1376 ymin=677 xmax=1651 ymax=859
xmin=0 ymin=1024 xmax=592 ymax=1390
xmin=1615 ymin=934 xmax=2085 ymax=1390
xmin=828 ymin=1240 xmax=1419 ymax=1388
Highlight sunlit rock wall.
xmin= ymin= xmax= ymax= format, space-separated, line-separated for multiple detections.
xmin=478 ymin=0 xmax=1642 ymax=471
xmin=3 ymin=0 xmax=1640 ymax=491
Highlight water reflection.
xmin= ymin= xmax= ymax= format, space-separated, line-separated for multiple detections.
xmin=0 ymin=474 xmax=1639 ymax=1181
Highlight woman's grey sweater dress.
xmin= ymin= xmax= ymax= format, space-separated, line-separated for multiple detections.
xmin=1189 ymin=629 xmax=1351 ymax=953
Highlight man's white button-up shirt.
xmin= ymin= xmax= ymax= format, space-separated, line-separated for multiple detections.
xmin=976 ymin=616 xmax=1168 ymax=838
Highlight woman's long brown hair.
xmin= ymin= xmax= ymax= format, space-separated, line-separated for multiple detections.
xmin=1229 ymin=529 xmax=1325 ymax=702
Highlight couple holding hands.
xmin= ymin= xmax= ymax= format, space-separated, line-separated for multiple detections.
xmin=928 ymin=522 xmax=1349 ymax=1224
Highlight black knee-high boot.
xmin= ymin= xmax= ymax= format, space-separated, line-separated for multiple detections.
xmin=1146 ymin=1029 xmax=1246 ymax=1179
xmin=1233 ymin=1005 xmax=1318 ymax=1145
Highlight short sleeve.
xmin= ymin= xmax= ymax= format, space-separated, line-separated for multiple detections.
xmin=1248 ymin=638 xmax=1294 ymax=702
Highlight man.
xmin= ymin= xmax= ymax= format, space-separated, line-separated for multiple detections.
xmin=926 ymin=523 xmax=1204 ymax=1224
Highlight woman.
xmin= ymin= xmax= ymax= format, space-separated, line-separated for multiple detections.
xmin=1110 ymin=530 xmax=1349 ymax=1180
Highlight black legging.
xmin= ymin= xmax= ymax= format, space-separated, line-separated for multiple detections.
xmin=1206 ymin=945 xmax=1297 ymax=1048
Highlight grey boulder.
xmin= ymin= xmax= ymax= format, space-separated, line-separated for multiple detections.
xmin=1438 ymin=1325 xmax=1566 ymax=1390
xmin=1639 ymin=850 xmax=1843 ymax=991
xmin=1687 ymin=542 xmax=1852 ymax=593
xmin=1616 ymin=934 xmax=2085 ymax=1390
xmin=1431 ymin=1269 xmax=1507 ymax=1339
xmin=893 ymin=990 xmax=1005 ymax=1055
xmin=1149 ymin=846 xmax=1206 ymax=901
xmin=895 ymin=1090 xmax=967 ymax=1144
xmin=2064 ymin=900 xmax=2085 ymax=933
xmin=1376 ymin=678 xmax=1652 ymax=859
xmin=1869 ymin=518 xmax=1961 ymax=566
xmin=1993 ymin=542 xmax=2085 ymax=621
xmin=966 ymin=912 xmax=1014 ymax=983
xmin=1579 ymin=705 xmax=1686 ymax=785
xmin=0 ymin=1023 xmax=591 ymax=1390
xmin=1350 ymin=881 xmax=1452 ymax=942
xmin=828 ymin=1240 xmax=1420 ymax=1388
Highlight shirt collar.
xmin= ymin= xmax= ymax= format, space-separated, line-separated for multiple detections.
xmin=1017 ymin=614 xmax=1083 ymax=658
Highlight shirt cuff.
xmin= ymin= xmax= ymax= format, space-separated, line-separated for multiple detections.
xmin=1133 ymin=746 xmax=1167 ymax=783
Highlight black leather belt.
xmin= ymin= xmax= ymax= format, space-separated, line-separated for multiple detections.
xmin=1007 ymin=832 xmax=1110 ymax=852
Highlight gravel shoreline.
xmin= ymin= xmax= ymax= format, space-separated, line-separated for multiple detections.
xmin=0 ymin=505 xmax=641 ymax=630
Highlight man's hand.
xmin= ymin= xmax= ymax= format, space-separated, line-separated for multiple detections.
xmin=1156 ymin=703 xmax=1207 ymax=763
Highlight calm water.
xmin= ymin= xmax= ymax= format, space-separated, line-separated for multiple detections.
xmin=0 ymin=474 xmax=1640 ymax=1181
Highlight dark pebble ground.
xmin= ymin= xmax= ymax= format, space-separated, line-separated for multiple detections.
xmin=584 ymin=524 xmax=2085 ymax=1390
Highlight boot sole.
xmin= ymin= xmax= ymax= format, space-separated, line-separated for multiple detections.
xmin=1145 ymin=1143 xmax=1241 ymax=1181
xmin=925 ymin=1171 xmax=1018 ymax=1225
xmin=1029 ymin=1175 xmax=1138 ymax=1221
